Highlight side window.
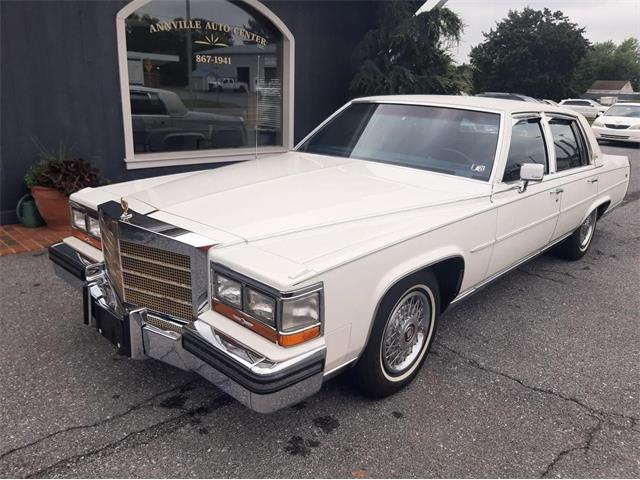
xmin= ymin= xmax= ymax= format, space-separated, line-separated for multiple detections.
xmin=130 ymin=92 xmax=167 ymax=115
xmin=548 ymin=118 xmax=588 ymax=171
xmin=503 ymin=119 xmax=548 ymax=183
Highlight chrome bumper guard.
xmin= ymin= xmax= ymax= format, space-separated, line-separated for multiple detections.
xmin=49 ymin=242 xmax=325 ymax=413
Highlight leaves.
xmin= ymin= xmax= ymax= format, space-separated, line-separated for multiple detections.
xmin=349 ymin=1 xmax=468 ymax=97
xmin=572 ymin=38 xmax=640 ymax=94
xmin=24 ymin=142 xmax=101 ymax=197
xmin=470 ymin=7 xmax=590 ymax=100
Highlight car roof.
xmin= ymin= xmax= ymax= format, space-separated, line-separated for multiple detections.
xmin=612 ymin=102 xmax=640 ymax=106
xmin=353 ymin=94 xmax=572 ymax=115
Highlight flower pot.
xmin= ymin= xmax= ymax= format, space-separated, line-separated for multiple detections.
xmin=31 ymin=186 xmax=69 ymax=230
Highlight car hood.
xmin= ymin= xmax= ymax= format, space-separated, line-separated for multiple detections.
xmin=80 ymin=152 xmax=491 ymax=243
xmin=600 ymin=115 xmax=640 ymax=126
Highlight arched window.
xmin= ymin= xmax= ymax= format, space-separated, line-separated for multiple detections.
xmin=116 ymin=0 xmax=294 ymax=168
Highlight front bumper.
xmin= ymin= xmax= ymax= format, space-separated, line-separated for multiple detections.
xmin=592 ymin=126 xmax=640 ymax=143
xmin=49 ymin=241 xmax=325 ymax=413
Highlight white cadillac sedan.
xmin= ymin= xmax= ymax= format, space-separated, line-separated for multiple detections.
xmin=50 ymin=96 xmax=630 ymax=413
xmin=592 ymin=102 xmax=640 ymax=144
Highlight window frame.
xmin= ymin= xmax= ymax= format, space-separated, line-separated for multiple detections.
xmin=545 ymin=113 xmax=593 ymax=174
xmin=116 ymin=0 xmax=295 ymax=170
xmin=501 ymin=114 xmax=550 ymax=184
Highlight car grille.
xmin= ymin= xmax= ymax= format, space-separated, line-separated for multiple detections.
xmin=119 ymin=241 xmax=194 ymax=321
xmin=604 ymin=124 xmax=630 ymax=130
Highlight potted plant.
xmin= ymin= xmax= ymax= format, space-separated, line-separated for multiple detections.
xmin=24 ymin=142 xmax=100 ymax=230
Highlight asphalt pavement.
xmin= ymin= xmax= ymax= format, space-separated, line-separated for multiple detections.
xmin=0 ymin=143 xmax=638 ymax=478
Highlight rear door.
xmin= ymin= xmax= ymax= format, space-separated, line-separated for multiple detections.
xmin=487 ymin=114 xmax=563 ymax=277
xmin=545 ymin=115 xmax=599 ymax=240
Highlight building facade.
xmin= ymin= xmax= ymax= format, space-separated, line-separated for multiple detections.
xmin=0 ymin=0 xmax=382 ymax=224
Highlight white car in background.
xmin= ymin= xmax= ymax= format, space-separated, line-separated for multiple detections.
xmin=559 ymin=99 xmax=608 ymax=118
xmin=592 ymin=103 xmax=640 ymax=144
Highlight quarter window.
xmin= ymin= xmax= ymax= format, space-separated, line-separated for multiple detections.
xmin=502 ymin=119 xmax=548 ymax=183
xmin=548 ymin=118 xmax=588 ymax=171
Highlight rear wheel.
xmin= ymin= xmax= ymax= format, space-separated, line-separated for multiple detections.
xmin=353 ymin=271 xmax=439 ymax=398
xmin=553 ymin=209 xmax=598 ymax=260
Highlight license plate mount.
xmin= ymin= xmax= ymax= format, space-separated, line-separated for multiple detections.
xmin=92 ymin=299 xmax=131 ymax=356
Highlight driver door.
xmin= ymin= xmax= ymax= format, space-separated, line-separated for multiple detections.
xmin=486 ymin=115 xmax=563 ymax=277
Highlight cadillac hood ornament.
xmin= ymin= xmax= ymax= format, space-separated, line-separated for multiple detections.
xmin=120 ymin=197 xmax=132 ymax=221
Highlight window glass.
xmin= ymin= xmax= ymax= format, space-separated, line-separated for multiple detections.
xmin=125 ymin=0 xmax=284 ymax=153
xmin=549 ymin=118 xmax=587 ymax=171
xmin=604 ymin=105 xmax=640 ymax=117
xmin=298 ymin=103 xmax=500 ymax=181
xmin=564 ymin=100 xmax=589 ymax=106
xmin=502 ymin=119 xmax=548 ymax=183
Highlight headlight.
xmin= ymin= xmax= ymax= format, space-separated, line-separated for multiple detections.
xmin=630 ymin=123 xmax=640 ymax=130
xmin=87 ymin=215 xmax=101 ymax=238
xmin=213 ymin=274 xmax=242 ymax=308
xmin=281 ymin=292 xmax=320 ymax=332
xmin=71 ymin=208 xmax=87 ymax=230
xmin=592 ymin=118 xmax=604 ymax=127
xmin=245 ymin=287 xmax=276 ymax=326
xmin=210 ymin=265 xmax=323 ymax=347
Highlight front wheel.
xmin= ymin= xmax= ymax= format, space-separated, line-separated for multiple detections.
xmin=553 ymin=209 xmax=598 ymax=260
xmin=353 ymin=271 xmax=439 ymax=398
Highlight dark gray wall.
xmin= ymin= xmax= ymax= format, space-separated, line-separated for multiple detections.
xmin=0 ymin=0 xmax=380 ymax=224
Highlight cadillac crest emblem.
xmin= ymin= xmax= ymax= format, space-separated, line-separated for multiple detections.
xmin=120 ymin=197 xmax=132 ymax=221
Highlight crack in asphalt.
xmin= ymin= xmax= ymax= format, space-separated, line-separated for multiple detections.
xmin=436 ymin=342 xmax=639 ymax=427
xmin=539 ymin=417 xmax=603 ymax=478
xmin=25 ymin=394 xmax=233 ymax=478
xmin=0 ymin=381 xmax=196 ymax=462
xmin=516 ymin=268 xmax=566 ymax=284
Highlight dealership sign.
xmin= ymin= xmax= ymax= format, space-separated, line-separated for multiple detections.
xmin=148 ymin=20 xmax=268 ymax=48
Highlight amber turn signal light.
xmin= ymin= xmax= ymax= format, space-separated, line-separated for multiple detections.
xmin=278 ymin=326 xmax=321 ymax=347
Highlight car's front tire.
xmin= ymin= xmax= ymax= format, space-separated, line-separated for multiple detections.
xmin=553 ymin=209 xmax=598 ymax=260
xmin=353 ymin=270 xmax=439 ymax=398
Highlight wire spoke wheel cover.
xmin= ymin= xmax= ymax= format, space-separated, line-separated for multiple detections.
xmin=579 ymin=210 xmax=597 ymax=251
xmin=381 ymin=288 xmax=434 ymax=377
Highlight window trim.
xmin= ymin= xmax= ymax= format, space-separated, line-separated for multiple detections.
xmin=116 ymin=0 xmax=295 ymax=170
xmin=500 ymin=114 xmax=550 ymax=184
xmin=546 ymin=114 xmax=591 ymax=173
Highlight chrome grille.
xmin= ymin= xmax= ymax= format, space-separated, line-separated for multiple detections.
xmin=100 ymin=215 xmax=124 ymax=299
xmin=120 ymin=240 xmax=193 ymax=321
xmin=605 ymin=124 xmax=630 ymax=130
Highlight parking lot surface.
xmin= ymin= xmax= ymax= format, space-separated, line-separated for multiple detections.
xmin=0 ymin=144 xmax=638 ymax=478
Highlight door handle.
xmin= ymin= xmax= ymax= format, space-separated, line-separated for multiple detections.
xmin=587 ymin=178 xmax=599 ymax=184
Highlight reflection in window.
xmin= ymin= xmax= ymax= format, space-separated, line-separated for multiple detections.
xmin=125 ymin=0 xmax=283 ymax=154
xmin=503 ymin=119 xmax=548 ymax=183
xmin=549 ymin=118 xmax=586 ymax=171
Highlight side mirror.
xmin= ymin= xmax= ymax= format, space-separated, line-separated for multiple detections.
xmin=519 ymin=163 xmax=544 ymax=193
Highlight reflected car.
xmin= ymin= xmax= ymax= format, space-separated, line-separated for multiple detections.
xmin=50 ymin=96 xmax=629 ymax=413
xmin=130 ymin=86 xmax=247 ymax=152
xmin=591 ymin=102 xmax=640 ymax=144
xmin=208 ymin=77 xmax=249 ymax=93
xmin=559 ymin=98 xmax=607 ymax=118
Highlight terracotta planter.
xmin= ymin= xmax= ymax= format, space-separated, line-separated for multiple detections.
xmin=31 ymin=186 xmax=69 ymax=230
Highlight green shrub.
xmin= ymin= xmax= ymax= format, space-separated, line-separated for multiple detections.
xmin=24 ymin=142 xmax=101 ymax=197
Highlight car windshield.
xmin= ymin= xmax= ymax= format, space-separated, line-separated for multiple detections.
xmin=297 ymin=102 xmax=501 ymax=181
xmin=604 ymin=105 xmax=640 ymax=117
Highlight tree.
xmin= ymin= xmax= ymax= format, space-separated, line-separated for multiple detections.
xmin=572 ymin=38 xmax=640 ymax=93
xmin=349 ymin=1 xmax=468 ymax=97
xmin=470 ymin=8 xmax=589 ymax=100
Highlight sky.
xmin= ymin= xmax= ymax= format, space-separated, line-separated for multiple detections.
xmin=440 ymin=0 xmax=640 ymax=64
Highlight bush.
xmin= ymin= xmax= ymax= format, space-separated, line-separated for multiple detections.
xmin=24 ymin=142 xmax=101 ymax=197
